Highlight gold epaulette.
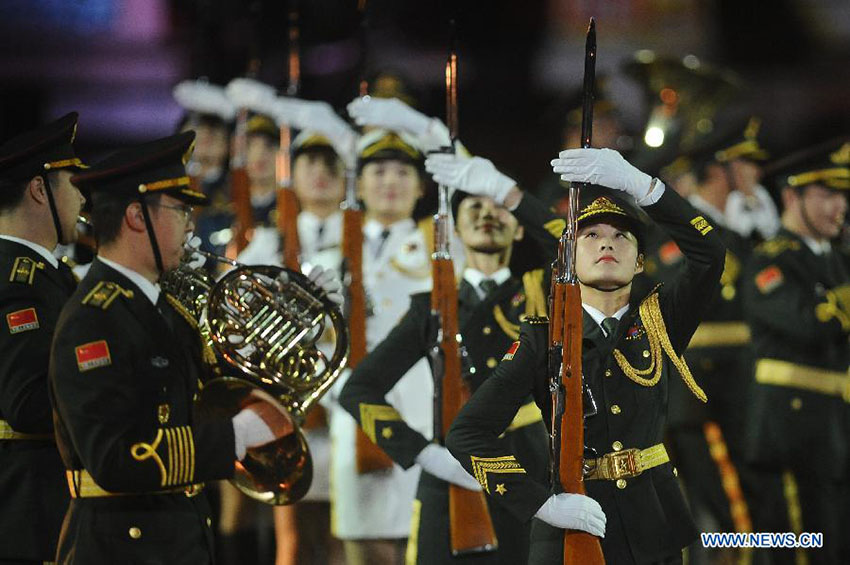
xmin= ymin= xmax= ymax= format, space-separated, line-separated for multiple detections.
xmin=524 ymin=315 xmax=549 ymax=325
xmin=9 ymin=257 xmax=45 ymax=285
xmin=754 ymin=237 xmax=801 ymax=258
xmin=82 ymin=281 xmax=134 ymax=309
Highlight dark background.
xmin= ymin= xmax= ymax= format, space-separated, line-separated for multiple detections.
xmin=1 ymin=0 xmax=849 ymax=193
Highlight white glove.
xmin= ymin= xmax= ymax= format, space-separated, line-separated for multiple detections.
xmin=272 ymin=97 xmax=357 ymax=167
xmin=232 ymin=405 xmax=276 ymax=460
xmin=173 ymin=80 xmax=236 ymax=121
xmin=347 ymin=96 xmax=451 ymax=152
xmin=425 ymin=154 xmax=516 ymax=204
xmin=225 ymin=78 xmax=277 ymax=115
xmin=534 ymin=492 xmax=606 ymax=537
xmin=415 ymin=444 xmax=482 ymax=491
xmin=185 ymin=235 xmax=206 ymax=269
xmin=305 ymin=264 xmax=343 ymax=305
xmin=551 ymin=148 xmax=665 ymax=206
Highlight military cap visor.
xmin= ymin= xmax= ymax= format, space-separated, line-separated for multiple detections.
xmin=575 ymin=189 xmax=646 ymax=250
xmin=292 ymin=131 xmax=337 ymax=157
xmin=71 ymin=131 xmax=207 ymax=205
xmin=357 ymin=129 xmax=424 ymax=172
xmin=690 ymin=117 xmax=769 ymax=168
xmin=0 ymin=112 xmax=87 ymax=183
xmin=765 ymin=138 xmax=850 ymax=192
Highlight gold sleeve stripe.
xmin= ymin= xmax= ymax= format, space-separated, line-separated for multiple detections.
xmin=505 ymin=402 xmax=543 ymax=432
xmin=469 ymin=455 xmax=526 ymax=494
xmin=130 ymin=429 xmax=167 ymax=487
xmin=163 ymin=426 xmax=196 ymax=486
xmin=359 ymin=404 xmax=402 ymax=443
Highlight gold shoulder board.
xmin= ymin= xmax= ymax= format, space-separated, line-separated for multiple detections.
xmin=82 ymin=281 xmax=134 ymax=310
xmin=9 ymin=257 xmax=45 ymax=285
xmin=755 ymin=237 xmax=801 ymax=258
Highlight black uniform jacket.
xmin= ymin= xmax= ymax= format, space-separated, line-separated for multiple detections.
xmin=742 ymin=228 xmax=850 ymax=479
xmin=49 ymin=258 xmax=237 ymax=565
xmin=447 ymin=189 xmax=726 ymax=564
xmin=0 ymin=238 xmax=76 ymax=560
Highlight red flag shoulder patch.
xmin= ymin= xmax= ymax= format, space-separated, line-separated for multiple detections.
xmin=502 ymin=341 xmax=520 ymax=361
xmin=7 ymin=307 xmax=39 ymax=334
xmin=75 ymin=340 xmax=112 ymax=372
xmin=755 ymin=265 xmax=783 ymax=294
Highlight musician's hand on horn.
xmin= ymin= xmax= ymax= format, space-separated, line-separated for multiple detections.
xmin=185 ymin=235 xmax=205 ymax=269
xmin=415 ymin=444 xmax=482 ymax=491
xmin=231 ymin=396 xmax=295 ymax=460
xmin=534 ymin=492 xmax=606 ymax=537
xmin=551 ymin=148 xmax=665 ymax=206
xmin=425 ymin=154 xmax=518 ymax=206
xmin=305 ymin=265 xmax=343 ymax=305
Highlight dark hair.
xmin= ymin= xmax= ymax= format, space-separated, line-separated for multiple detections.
xmin=90 ymin=192 xmax=162 ymax=246
xmin=294 ymin=146 xmax=343 ymax=177
xmin=0 ymin=176 xmax=30 ymax=213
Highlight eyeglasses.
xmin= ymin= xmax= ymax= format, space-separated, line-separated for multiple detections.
xmin=153 ymin=202 xmax=194 ymax=222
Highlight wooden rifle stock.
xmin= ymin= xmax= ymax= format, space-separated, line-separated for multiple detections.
xmin=343 ymin=205 xmax=395 ymax=472
xmin=229 ymin=107 xmax=255 ymax=255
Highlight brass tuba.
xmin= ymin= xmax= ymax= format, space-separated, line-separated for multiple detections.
xmin=161 ymin=247 xmax=348 ymax=505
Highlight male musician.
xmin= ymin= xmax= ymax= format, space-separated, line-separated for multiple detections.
xmin=313 ymin=129 xmax=435 ymax=565
xmin=238 ymin=130 xmax=346 ymax=266
xmin=0 ymin=113 xmax=86 ymax=564
xmin=446 ymin=147 xmax=726 ymax=564
xmin=742 ymin=139 xmax=850 ymax=564
xmin=50 ymin=131 xmax=296 ymax=564
xmin=339 ymin=182 xmax=556 ymax=563
xmin=173 ymin=79 xmax=235 ymax=261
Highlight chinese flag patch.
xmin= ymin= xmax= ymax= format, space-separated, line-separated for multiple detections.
xmin=755 ymin=265 xmax=783 ymax=294
xmin=75 ymin=340 xmax=112 ymax=372
xmin=502 ymin=341 xmax=520 ymax=361
xmin=6 ymin=307 xmax=39 ymax=334
xmin=659 ymin=241 xmax=683 ymax=265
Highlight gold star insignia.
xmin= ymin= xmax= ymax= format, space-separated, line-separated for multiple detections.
xmin=381 ymin=426 xmax=393 ymax=439
xmin=495 ymin=483 xmax=507 ymax=495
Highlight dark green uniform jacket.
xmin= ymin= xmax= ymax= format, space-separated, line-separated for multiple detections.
xmin=0 ymin=239 xmax=76 ymax=561
xmin=447 ymin=189 xmax=726 ymax=564
xmin=50 ymin=259 xmax=237 ymax=565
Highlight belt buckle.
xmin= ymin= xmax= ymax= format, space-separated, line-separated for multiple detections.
xmin=607 ymin=448 xmax=641 ymax=480
xmin=184 ymin=483 xmax=204 ymax=497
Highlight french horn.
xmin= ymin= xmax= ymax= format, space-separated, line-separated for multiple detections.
xmin=161 ymin=246 xmax=349 ymax=505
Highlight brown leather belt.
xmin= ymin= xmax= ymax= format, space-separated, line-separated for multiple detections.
xmin=755 ymin=358 xmax=850 ymax=402
xmin=66 ymin=469 xmax=204 ymax=499
xmin=0 ymin=419 xmax=53 ymax=441
xmin=584 ymin=443 xmax=669 ymax=481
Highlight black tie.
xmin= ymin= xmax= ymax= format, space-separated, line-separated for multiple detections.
xmin=374 ymin=229 xmax=391 ymax=258
xmin=601 ymin=317 xmax=618 ymax=341
xmin=479 ymin=278 xmax=498 ymax=298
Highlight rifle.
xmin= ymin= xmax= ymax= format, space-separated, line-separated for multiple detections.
xmin=229 ymin=82 xmax=256 ymax=256
xmin=347 ymin=3 xmax=395 ymax=473
xmin=428 ymin=24 xmax=498 ymax=555
xmin=275 ymin=5 xmax=302 ymax=272
xmin=548 ymin=18 xmax=605 ymax=565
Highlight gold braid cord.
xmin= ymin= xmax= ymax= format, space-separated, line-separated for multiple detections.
xmin=165 ymin=294 xmax=218 ymax=366
xmin=612 ymin=294 xmax=707 ymax=402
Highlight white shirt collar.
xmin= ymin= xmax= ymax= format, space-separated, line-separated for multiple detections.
xmin=688 ymin=194 xmax=727 ymax=227
xmin=97 ymin=256 xmax=160 ymax=305
xmin=582 ymin=303 xmax=630 ymax=336
xmin=363 ymin=218 xmax=414 ymax=241
xmin=801 ymin=236 xmax=831 ymax=256
xmin=0 ymin=235 xmax=58 ymax=269
xmin=463 ymin=267 xmax=512 ymax=299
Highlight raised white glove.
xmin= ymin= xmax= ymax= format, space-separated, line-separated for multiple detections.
xmin=425 ymin=154 xmax=516 ymax=204
xmin=534 ymin=492 xmax=606 ymax=538
xmin=347 ymin=96 xmax=451 ymax=152
xmin=225 ymin=78 xmax=277 ymax=115
xmin=173 ymin=80 xmax=236 ymax=121
xmin=272 ymin=97 xmax=357 ymax=167
xmin=185 ymin=235 xmax=206 ymax=269
xmin=415 ymin=444 xmax=482 ymax=491
xmin=551 ymin=148 xmax=664 ymax=206
xmin=305 ymin=264 xmax=343 ymax=305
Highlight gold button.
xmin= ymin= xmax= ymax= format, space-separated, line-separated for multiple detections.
xmin=206 ymin=517 xmax=212 ymax=527
xmin=616 ymin=479 xmax=627 ymax=489
xmin=129 ymin=527 xmax=142 ymax=539
xmin=604 ymin=369 xmax=612 ymax=378
xmin=642 ymin=350 xmax=650 ymax=358
xmin=482 ymin=325 xmax=492 ymax=335
xmin=486 ymin=357 xmax=498 ymax=369
xmin=610 ymin=405 xmax=621 ymax=415
xmin=790 ymin=397 xmax=803 ymax=411
xmin=612 ymin=441 xmax=623 ymax=452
